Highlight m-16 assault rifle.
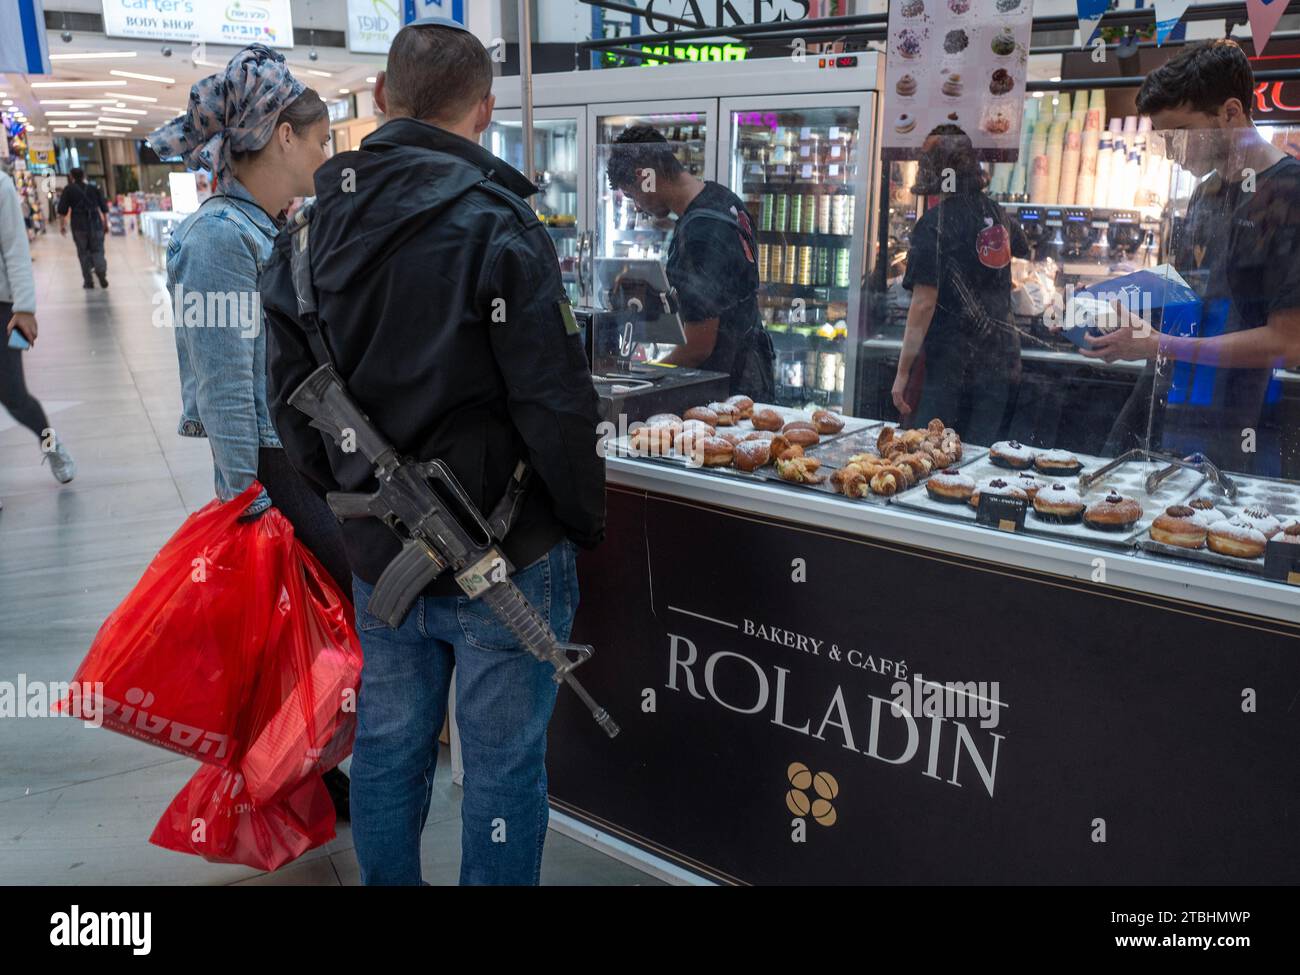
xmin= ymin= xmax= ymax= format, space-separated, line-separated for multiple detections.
xmin=288 ymin=363 xmax=619 ymax=739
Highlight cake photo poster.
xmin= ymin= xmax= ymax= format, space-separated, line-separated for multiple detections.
xmin=883 ymin=0 xmax=1036 ymax=161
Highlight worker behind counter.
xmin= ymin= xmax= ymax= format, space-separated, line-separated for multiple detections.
xmin=606 ymin=126 xmax=775 ymax=401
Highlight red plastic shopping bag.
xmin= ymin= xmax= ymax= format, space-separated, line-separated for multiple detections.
xmin=240 ymin=540 xmax=360 ymax=803
xmin=149 ymin=764 xmax=335 ymax=871
xmin=62 ymin=483 xmax=285 ymax=765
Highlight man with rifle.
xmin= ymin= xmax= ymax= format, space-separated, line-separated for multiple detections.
xmin=261 ymin=18 xmax=607 ymax=886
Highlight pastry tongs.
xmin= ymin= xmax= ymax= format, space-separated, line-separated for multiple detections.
xmin=1077 ymin=448 xmax=1238 ymax=501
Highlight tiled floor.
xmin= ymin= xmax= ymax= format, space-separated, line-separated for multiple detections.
xmin=0 ymin=229 xmax=660 ymax=886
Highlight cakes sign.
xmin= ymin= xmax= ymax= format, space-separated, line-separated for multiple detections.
xmin=883 ymin=0 xmax=1037 ymax=160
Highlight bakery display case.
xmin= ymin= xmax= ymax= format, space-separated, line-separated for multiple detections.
xmin=603 ymin=124 xmax=1300 ymax=612
xmin=720 ymin=94 xmax=877 ymax=411
xmin=484 ymin=108 xmax=586 ymax=303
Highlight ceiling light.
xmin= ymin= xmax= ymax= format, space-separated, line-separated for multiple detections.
xmin=104 ymin=107 xmax=146 ymax=115
xmin=109 ymin=69 xmax=175 ymax=84
xmin=305 ymin=69 xmax=333 ymax=78
xmin=1050 ymin=76 xmax=1062 ymax=82
xmin=32 ymin=80 xmax=128 ymax=88
xmin=96 ymin=124 xmax=133 ymax=132
xmin=1 ymin=100 xmax=12 ymax=106
xmin=50 ymin=52 xmax=139 ymax=61
xmin=154 ymin=106 xmax=186 ymax=113
xmin=112 ymin=93 xmax=158 ymax=102
xmin=365 ymin=76 xmax=377 ymax=84
xmin=40 ymin=98 xmax=117 ymax=105
xmin=338 ymin=88 xmax=350 ymax=94
xmin=98 ymin=117 xmax=138 ymax=124
xmin=44 ymin=111 xmax=98 ymax=116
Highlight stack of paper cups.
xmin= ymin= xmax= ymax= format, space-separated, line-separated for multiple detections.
xmin=989 ymin=162 xmax=1014 ymax=196
xmin=1093 ymin=128 xmax=1113 ymax=209
xmin=1089 ymin=89 xmax=1107 ymax=138
xmin=1026 ymin=120 xmax=1050 ymax=201
xmin=1076 ymin=97 xmax=1102 ymax=208
xmin=1058 ymin=118 xmax=1083 ymax=206
xmin=1045 ymin=120 xmax=1066 ymax=205
xmin=1009 ymin=99 xmax=1039 ymax=197
xmin=1107 ymin=118 xmax=1127 ymax=208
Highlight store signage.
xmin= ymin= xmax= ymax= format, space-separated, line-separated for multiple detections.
xmin=883 ymin=0 xmax=1036 ymax=161
xmin=608 ymin=43 xmax=749 ymax=66
xmin=348 ymin=0 xmax=401 ymax=54
xmin=548 ymin=488 xmax=1300 ymax=884
xmin=100 ymin=0 xmax=295 ymax=49
xmin=643 ymin=0 xmax=811 ymax=33
xmin=26 ymin=132 xmax=55 ymax=166
xmin=1255 ymin=80 xmax=1300 ymax=117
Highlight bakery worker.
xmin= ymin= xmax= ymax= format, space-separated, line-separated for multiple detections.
xmin=261 ymin=18 xmax=605 ymax=885
xmin=606 ymin=125 xmax=775 ymax=400
xmin=892 ymin=124 xmax=1029 ymax=445
xmin=1086 ymin=40 xmax=1300 ymax=475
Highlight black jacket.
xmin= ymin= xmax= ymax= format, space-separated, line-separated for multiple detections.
xmin=56 ymin=181 xmax=107 ymax=234
xmin=261 ymin=118 xmax=605 ymax=596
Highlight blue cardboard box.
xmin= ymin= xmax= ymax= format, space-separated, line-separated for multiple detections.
xmin=1061 ymin=265 xmax=1203 ymax=350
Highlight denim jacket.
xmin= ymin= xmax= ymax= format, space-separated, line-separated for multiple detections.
xmin=167 ymin=178 xmax=282 ymax=513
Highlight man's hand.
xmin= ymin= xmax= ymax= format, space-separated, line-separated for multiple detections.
xmin=1081 ymin=299 xmax=1160 ymax=363
xmin=59 ymin=222 xmax=67 ymax=236
xmin=891 ymin=370 xmax=912 ymax=416
xmin=6 ymin=312 xmax=37 ymax=346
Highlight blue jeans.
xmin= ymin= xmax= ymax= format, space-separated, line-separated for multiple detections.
xmin=349 ymin=539 xmax=578 ymax=886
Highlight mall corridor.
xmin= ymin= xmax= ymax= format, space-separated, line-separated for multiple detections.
xmin=0 ymin=230 xmax=657 ymax=886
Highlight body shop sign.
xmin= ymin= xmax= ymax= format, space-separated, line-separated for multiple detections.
xmin=101 ymin=0 xmax=295 ymax=48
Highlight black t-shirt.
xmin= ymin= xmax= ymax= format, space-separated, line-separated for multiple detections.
xmin=665 ymin=181 xmax=762 ymax=380
xmin=902 ymin=192 xmax=1028 ymax=365
xmin=57 ymin=181 xmax=107 ymax=234
xmin=1168 ymin=154 xmax=1300 ymax=441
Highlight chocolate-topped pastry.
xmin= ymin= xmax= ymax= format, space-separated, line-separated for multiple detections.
xmin=1150 ymin=504 xmax=1207 ymax=549
xmin=989 ymin=440 xmax=1036 ymax=470
xmin=1013 ymin=471 xmax=1044 ymax=498
xmin=1238 ymin=505 xmax=1281 ymax=539
xmin=1084 ymin=491 xmax=1142 ymax=531
xmin=968 ymin=476 xmax=1028 ymax=508
xmin=1187 ymin=496 xmax=1227 ymax=526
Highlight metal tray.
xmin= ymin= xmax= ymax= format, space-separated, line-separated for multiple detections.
xmin=892 ymin=450 xmax=1205 ymax=548
xmin=1136 ymin=473 xmax=1300 ymax=575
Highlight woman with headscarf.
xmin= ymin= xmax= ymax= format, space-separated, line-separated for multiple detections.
xmin=892 ymin=125 xmax=1029 ymax=445
xmin=148 ymin=46 xmax=352 ymax=815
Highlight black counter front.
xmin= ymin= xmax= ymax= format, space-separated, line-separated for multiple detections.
xmin=547 ymin=480 xmax=1300 ymax=885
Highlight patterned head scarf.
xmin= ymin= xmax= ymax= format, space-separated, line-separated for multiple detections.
xmin=148 ymin=44 xmax=305 ymax=191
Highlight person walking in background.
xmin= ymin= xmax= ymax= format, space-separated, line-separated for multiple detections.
xmin=56 ymin=168 xmax=109 ymax=289
xmin=1 ymin=161 xmax=77 ymax=514
xmin=146 ymin=45 xmax=352 ymax=815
